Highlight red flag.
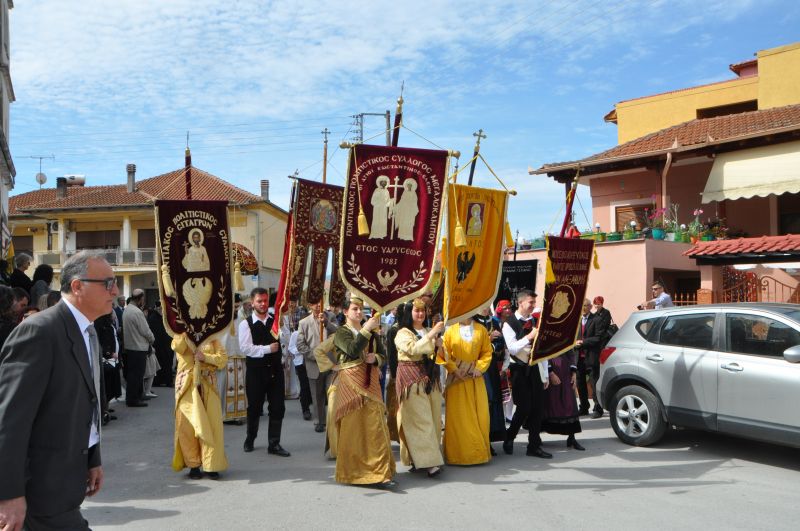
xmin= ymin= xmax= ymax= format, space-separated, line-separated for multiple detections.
xmin=271 ymin=207 xmax=295 ymax=339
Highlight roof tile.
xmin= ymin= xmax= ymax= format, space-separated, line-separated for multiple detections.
xmin=684 ymin=234 xmax=800 ymax=257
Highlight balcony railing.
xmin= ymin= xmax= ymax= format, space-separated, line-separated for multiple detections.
xmin=35 ymin=248 xmax=157 ymax=267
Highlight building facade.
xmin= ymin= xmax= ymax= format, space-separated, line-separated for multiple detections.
xmin=0 ymin=0 xmax=15 ymax=257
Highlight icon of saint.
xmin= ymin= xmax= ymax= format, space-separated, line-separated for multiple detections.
xmin=394 ymin=178 xmax=419 ymax=241
xmin=369 ymin=175 xmax=392 ymax=239
xmin=466 ymin=203 xmax=483 ymax=236
xmin=182 ymin=228 xmax=210 ymax=272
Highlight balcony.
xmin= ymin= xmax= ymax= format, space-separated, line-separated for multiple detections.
xmin=35 ymin=248 xmax=157 ymax=268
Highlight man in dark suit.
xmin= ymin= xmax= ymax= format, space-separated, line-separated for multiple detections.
xmin=574 ymin=299 xmax=596 ymax=415
xmin=0 ymin=250 xmax=119 ymax=530
xmin=576 ymin=295 xmax=612 ymax=418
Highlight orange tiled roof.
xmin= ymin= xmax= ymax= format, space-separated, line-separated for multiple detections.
xmin=537 ymin=104 xmax=800 ymax=173
xmin=10 ymin=166 xmax=266 ymax=216
xmin=684 ymin=234 xmax=800 ymax=257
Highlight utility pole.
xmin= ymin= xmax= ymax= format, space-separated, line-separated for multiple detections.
xmin=349 ymin=112 xmax=392 ymax=145
xmin=321 ymin=128 xmax=330 ymax=184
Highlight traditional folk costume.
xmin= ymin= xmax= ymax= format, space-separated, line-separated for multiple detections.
xmin=441 ymin=322 xmax=493 ymax=465
xmin=313 ymin=335 xmax=338 ymax=458
xmin=384 ymin=321 xmax=401 ymax=442
xmin=394 ymin=326 xmax=444 ymax=471
xmin=172 ymin=335 xmax=228 ymax=473
xmin=332 ymin=323 xmax=395 ymax=484
xmin=474 ymin=312 xmax=508 ymax=443
xmin=542 ymin=350 xmax=582 ymax=438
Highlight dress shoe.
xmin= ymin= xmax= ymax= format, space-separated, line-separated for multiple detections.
xmin=490 ymin=446 xmax=497 ymax=457
xmin=207 ymin=472 xmax=221 ymax=480
xmin=127 ymin=401 xmax=148 ymax=407
xmin=567 ymin=438 xmax=586 ymax=451
xmin=578 ymin=407 xmax=590 ymax=416
xmin=427 ymin=466 xmax=442 ymax=478
xmin=145 ymin=392 xmax=158 ymax=398
xmin=526 ymin=447 xmax=553 ymax=459
xmin=502 ymin=440 xmax=514 ymax=455
xmin=314 ymin=424 xmax=326 ymax=433
xmin=376 ymin=480 xmax=398 ymax=489
xmin=303 ymin=410 xmax=312 ymax=421
xmin=243 ymin=438 xmax=254 ymax=452
xmin=268 ymin=444 xmax=291 ymax=457
xmin=590 ymin=409 xmax=604 ymax=419
xmin=188 ymin=467 xmax=203 ymax=479
xmin=108 ymin=408 xmax=115 ymax=413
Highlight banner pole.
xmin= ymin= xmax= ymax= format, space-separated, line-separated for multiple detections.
xmin=466 ymin=129 xmax=486 ymax=186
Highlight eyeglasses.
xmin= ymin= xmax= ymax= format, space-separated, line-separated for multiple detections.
xmin=80 ymin=278 xmax=117 ymax=291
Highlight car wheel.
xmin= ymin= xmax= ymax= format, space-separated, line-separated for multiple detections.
xmin=610 ymin=385 xmax=667 ymax=446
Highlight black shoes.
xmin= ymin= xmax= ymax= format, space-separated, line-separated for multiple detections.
xmin=268 ymin=443 xmax=291 ymax=457
xmin=526 ymin=447 xmax=553 ymax=459
xmin=243 ymin=438 xmax=254 ymax=453
xmin=127 ymin=401 xmax=148 ymax=407
xmin=567 ymin=436 xmax=586 ymax=451
xmin=314 ymin=424 xmax=326 ymax=433
xmin=590 ymin=409 xmax=604 ymax=419
xmin=302 ymin=410 xmax=312 ymax=421
xmin=502 ymin=440 xmax=514 ymax=455
xmin=490 ymin=446 xmax=497 ymax=457
xmin=578 ymin=407 xmax=590 ymax=416
xmin=188 ymin=467 xmax=203 ymax=479
xmin=207 ymin=472 xmax=221 ymax=480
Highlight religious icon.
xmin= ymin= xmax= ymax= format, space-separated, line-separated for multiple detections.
xmin=369 ymin=176 xmax=392 ymax=239
xmin=182 ymin=228 xmax=210 ymax=272
xmin=394 ymin=178 xmax=419 ymax=241
xmin=466 ymin=202 xmax=484 ymax=236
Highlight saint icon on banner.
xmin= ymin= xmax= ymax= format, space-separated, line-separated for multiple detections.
xmin=394 ymin=178 xmax=419 ymax=241
xmin=369 ymin=176 xmax=392 ymax=239
xmin=182 ymin=228 xmax=210 ymax=272
xmin=466 ymin=203 xmax=483 ymax=236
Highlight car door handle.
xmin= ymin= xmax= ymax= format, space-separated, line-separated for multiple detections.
xmin=646 ymin=354 xmax=663 ymax=362
xmin=721 ymin=363 xmax=744 ymax=372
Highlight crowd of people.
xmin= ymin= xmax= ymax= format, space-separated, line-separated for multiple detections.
xmin=0 ymin=250 xmax=623 ymax=528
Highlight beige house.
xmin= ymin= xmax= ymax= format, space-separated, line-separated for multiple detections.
xmin=0 ymin=0 xmax=15 ymax=255
xmin=9 ymin=163 xmax=287 ymax=304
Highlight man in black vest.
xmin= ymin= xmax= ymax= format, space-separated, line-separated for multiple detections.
xmin=237 ymin=287 xmax=290 ymax=456
xmin=501 ymin=289 xmax=552 ymax=459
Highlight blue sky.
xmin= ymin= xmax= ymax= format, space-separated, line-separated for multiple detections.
xmin=8 ymin=0 xmax=800 ymax=241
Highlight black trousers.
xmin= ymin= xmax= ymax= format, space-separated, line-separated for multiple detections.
xmin=505 ymin=362 xmax=545 ymax=450
xmin=576 ymin=355 xmax=590 ymax=412
xmin=587 ymin=350 xmax=603 ymax=412
xmin=295 ymin=363 xmax=312 ymax=413
xmin=153 ymin=347 xmax=174 ymax=386
xmin=124 ymin=349 xmax=148 ymax=405
xmin=245 ymin=358 xmax=286 ymax=444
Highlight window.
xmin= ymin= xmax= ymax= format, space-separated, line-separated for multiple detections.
xmin=636 ymin=317 xmax=659 ymax=339
xmin=615 ymin=205 xmax=648 ymax=232
xmin=11 ymin=235 xmax=33 ymax=257
xmin=76 ymin=230 xmax=120 ymax=249
xmin=726 ymin=313 xmax=800 ymax=357
xmin=658 ymin=313 xmax=715 ymax=350
xmin=138 ymin=229 xmax=155 ymax=248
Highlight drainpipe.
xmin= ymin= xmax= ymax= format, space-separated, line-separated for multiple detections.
xmin=660 ymin=139 xmax=678 ymax=211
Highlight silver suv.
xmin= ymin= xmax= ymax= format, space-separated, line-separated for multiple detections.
xmin=597 ymin=303 xmax=800 ymax=447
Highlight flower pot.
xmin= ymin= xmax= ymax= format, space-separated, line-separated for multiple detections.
xmin=665 ymin=232 xmax=676 ymax=242
xmin=652 ymin=228 xmax=666 ymax=240
xmin=623 ymin=232 xmax=636 ymax=240
xmin=690 ymin=235 xmax=700 ymax=244
xmin=595 ymin=232 xmax=606 ymax=242
xmin=606 ymin=232 xmax=622 ymax=242
xmin=701 ymin=234 xmax=716 ymax=241
xmin=580 ymin=233 xmax=595 ymax=240
xmin=681 ymin=233 xmax=691 ymax=243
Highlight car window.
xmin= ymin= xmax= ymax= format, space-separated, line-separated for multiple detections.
xmin=726 ymin=313 xmax=800 ymax=357
xmin=658 ymin=313 xmax=715 ymax=350
xmin=635 ymin=318 xmax=658 ymax=339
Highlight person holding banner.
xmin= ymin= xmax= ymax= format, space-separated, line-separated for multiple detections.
xmin=501 ymin=289 xmax=552 ymax=459
xmin=394 ymin=299 xmax=445 ymax=477
xmin=440 ymin=318 xmax=493 ymax=465
xmin=331 ymin=298 xmax=395 ymax=486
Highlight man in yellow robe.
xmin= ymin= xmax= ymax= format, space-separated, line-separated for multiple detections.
xmin=440 ymin=319 xmax=493 ymax=465
xmin=172 ymin=334 xmax=229 ymax=479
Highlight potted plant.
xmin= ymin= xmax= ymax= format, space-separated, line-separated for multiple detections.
xmin=645 ymin=205 xmax=668 ymax=240
xmin=679 ymin=224 xmax=691 ymax=243
xmin=593 ymin=222 xmax=606 ymax=242
xmin=623 ymin=220 xmax=638 ymax=240
xmin=688 ymin=209 xmax=704 ymax=244
xmin=606 ymin=231 xmax=622 ymax=241
xmin=664 ymin=204 xmax=680 ymax=241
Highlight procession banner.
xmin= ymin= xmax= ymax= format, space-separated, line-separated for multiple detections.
xmin=530 ymin=236 xmax=594 ymax=363
xmin=271 ymin=206 xmax=295 ymax=339
xmin=340 ymin=144 xmax=449 ymax=310
xmin=494 ymin=259 xmax=537 ymax=311
xmin=155 ymin=200 xmax=234 ymax=349
xmin=289 ymin=178 xmax=347 ymax=307
xmin=443 ymin=183 xmax=509 ymax=323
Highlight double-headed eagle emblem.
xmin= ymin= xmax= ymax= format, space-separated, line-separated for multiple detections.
xmin=456 ymin=251 xmax=476 ymax=283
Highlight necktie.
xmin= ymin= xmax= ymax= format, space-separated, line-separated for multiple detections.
xmin=86 ymin=324 xmax=102 ymax=434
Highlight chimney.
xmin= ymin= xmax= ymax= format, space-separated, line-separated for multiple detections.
xmin=56 ymin=177 xmax=67 ymax=199
xmin=126 ymin=163 xmax=136 ymax=193
xmin=260 ymin=179 xmax=270 ymax=201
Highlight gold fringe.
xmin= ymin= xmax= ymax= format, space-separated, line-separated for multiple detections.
xmin=358 ymin=207 xmax=370 ymax=236
xmin=233 ymin=261 xmax=245 ymax=291
xmin=454 ymin=219 xmax=467 ymax=248
xmin=545 ymin=236 xmax=556 ymax=285
xmin=593 ymin=247 xmax=600 ymax=269
xmin=161 ymin=264 xmax=175 ymax=298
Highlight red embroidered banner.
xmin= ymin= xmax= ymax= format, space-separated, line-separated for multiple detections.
xmin=271 ymin=206 xmax=294 ymax=339
xmin=288 ymin=178 xmax=346 ymax=307
xmin=340 ymin=144 xmax=449 ymax=310
xmin=155 ymin=200 xmax=234 ymax=349
xmin=531 ymin=236 xmax=594 ymax=363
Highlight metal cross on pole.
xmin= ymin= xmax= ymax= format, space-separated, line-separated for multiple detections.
xmin=467 ymin=129 xmax=486 ymax=186
xmin=321 ymin=128 xmax=330 ymax=183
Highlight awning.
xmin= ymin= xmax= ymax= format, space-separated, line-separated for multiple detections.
xmin=702 ymin=140 xmax=800 ymax=203
xmin=232 ymin=242 xmax=259 ymax=275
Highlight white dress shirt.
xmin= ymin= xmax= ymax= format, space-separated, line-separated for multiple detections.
xmin=289 ymin=330 xmax=303 ymax=366
xmin=63 ymin=298 xmax=100 ymax=448
xmin=501 ymin=311 xmax=548 ymax=382
xmin=237 ymin=314 xmax=277 ymax=358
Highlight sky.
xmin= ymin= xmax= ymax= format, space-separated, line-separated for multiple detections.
xmin=8 ymin=0 xmax=800 ymax=242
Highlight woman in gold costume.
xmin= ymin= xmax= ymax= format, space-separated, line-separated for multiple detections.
xmin=331 ymin=298 xmax=395 ymax=486
xmin=394 ymin=299 xmax=445 ymax=477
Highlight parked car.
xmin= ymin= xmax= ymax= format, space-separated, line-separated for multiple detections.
xmin=597 ymin=303 xmax=800 ymax=448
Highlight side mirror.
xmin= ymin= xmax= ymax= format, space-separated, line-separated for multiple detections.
xmin=783 ymin=345 xmax=800 ymax=364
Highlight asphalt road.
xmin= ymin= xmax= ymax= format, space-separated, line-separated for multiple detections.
xmin=83 ymin=390 xmax=800 ymax=530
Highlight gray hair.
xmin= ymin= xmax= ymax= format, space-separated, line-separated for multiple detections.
xmin=14 ymin=253 xmax=32 ymax=269
xmin=60 ymin=250 xmax=109 ymax=293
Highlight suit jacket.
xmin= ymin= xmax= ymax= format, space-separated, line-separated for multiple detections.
xmin=582 ymin=307 xmax=612 ymax=360
xmin=296 ymin=313 xmax=338 ymax=379
xmin=0 ymin=301 xmax=102 ymax=517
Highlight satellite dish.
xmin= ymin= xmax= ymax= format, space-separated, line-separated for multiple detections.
xmin=35 ymin=172 xmax=47 ymax=186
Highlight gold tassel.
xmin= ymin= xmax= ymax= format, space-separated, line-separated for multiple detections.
xmin=454 ymin=219 xmax=467 ymax=248
xmin=234 ymin=261 xmax=245 ymax=291
xmin=505 ymin=221 xmax=514 ymax=248
xmin=161 ymin=264 xmax=175 ymax=298
xmin=545 ymin=237 xmax=556 ymax=285
xmin=358 ymin=206 xmax=370 ymax=236
xmin=593 ymin=248 xmax=600 ymax=269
